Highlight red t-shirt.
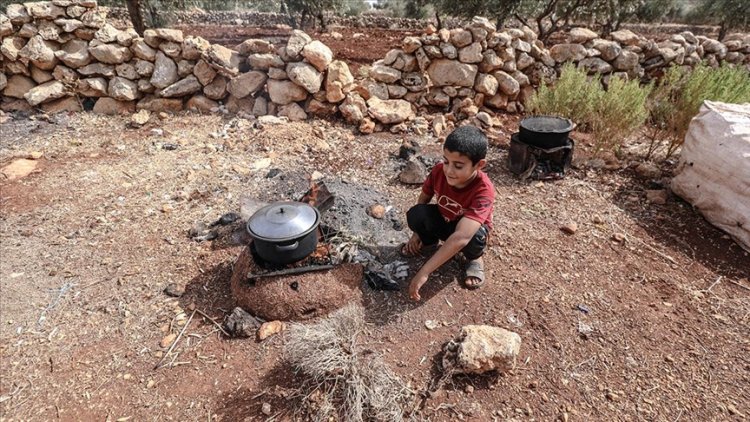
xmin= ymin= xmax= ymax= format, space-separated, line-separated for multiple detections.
xmin=422 ymin=162 xmax=495 ymax=230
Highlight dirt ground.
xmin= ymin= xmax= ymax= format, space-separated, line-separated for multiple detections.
xmin=1 ymin=106 xmax=748 ymax=421
xmin=2 ymin=19 xmax=750 ymax=422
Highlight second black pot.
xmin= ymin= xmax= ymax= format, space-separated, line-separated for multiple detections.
xmin=519 ymin=116 xmax=574 ymax=149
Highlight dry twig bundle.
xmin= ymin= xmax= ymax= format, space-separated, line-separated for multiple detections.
xmin=284 ymin=304 xmax=415 ymax=421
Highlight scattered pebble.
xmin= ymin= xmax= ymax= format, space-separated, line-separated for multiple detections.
xmin=424 ymin=320 xmax=439 ymax=330
xmin=464 ymin=385 xmax=474 ymax=394
xmin=257 ymin=320 xmax=286 ymax=341
xmin=161 ymin=204 xmax=174 ymax=213
xmin=160 ymin=333 xmax=176 ymax=348
xmin=261 ymin=402 xmax=272 ymax=415
xmin=28 ymin=151 xmax=44 ymax=160
xmin=612 ymin=233 xmax=626 ymax=242
xmin=592 ymin=215 xmax=604 ymax=224
xmin=164 ymin=283 xmax=185 ymax=298
xmin=560 ymin=222 xmax=578 ymax=235
xmin=367 ymin=203 xmax=386 ymax=219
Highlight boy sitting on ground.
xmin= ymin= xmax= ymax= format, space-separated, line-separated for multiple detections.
xmin=402 ymin=126 xmax=495 ymax=301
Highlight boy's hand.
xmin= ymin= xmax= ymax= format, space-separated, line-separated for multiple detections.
xmin=408 ymin=272 xmax=429 ymax=301
xmin=403 ymin=233 xmax=423 ymax=256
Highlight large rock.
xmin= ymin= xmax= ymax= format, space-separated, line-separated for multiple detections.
xmin=339 ymin=92 xmax=367 ymax=123
xmin=578 ymin=57 xmax=613 ymax=74
xmin=549 ymin=43 xmax=587 ymax=63
xmin=325 ymin=60 xmax=353 ymax=103
xmin=203 ymin=76 xmax=227 ymax=100
xmin=278 ymin=102 xmax=307 ymax=121
xmin=286 ymin=30 xmax=312 ymax=58
xmin=24 ymin=80 xmax=66 ymax=106
xmin=458 ymin=42 xmax=483 ymax=64
xmin=94 ymin=23 xmax=120 ymax=43
xmin=193 ymin=59 xmax=216 ymax=86
xmin=186 ymin=95 xmax=219 ymax=113
xmin=137 ymin=96 xmax=183 ymax=113
xmin=479 ymin=50 xmax=504 ymax=73
xmin=131 ymin=38 xmax=156 ymax=61
xmin=402 ymin=36 xmax=422 ymax=54
xmin=37 ymin=20 xmax=61 ymax=41
xmin=19 ymin=35 xmax=58 ymax=70
xmin=41 ymin=96 xmax=81 ymax=113
xmin=55 ymin=38 xmax=90 ymax=68
xmin=204 ymin=44 xmax=241 ymax=76
xmin=427 ymin=59 xmax=478 ymax=87
xmin=150 ymin=51 xmax=178 ymax=89
xmin=51 ymin=65 xmax=76 ymax=83
xmin=3 ymin=75 xmax=36 ymax=98
xmin=7 ymin=4 xmax=32 ymax=24
xmin=2 ymin=37 xmax=26 ymax=61
xmin=160 ymin=75 xmax=202 ymax=98
xmin=135 ymin=59 xmax=154 ymax=77
xmin=236 ymin=38 xmax=274 ymax=55
xmin=0 ymin=74 xmax=7 ymax=91
xmin=267 ymin=79 xmax=308 ymax=105
xmin=77 ymin=77 xmax=107 ymax=96
xmin=286 ymin=62 xmax=323 ymax=94
xmin=89 ymin=41 xmax=132 ymax=64
xmin=612 ymin=50 xmax=639 ymax=71
xmin=80 ymin=8 xmax=106 ymax=28
xmin=493 ymin=71 xmax=520 ymax=96
xmin=93 ymin=97 xmax=135 ymax=115
xmin=451 ymin=325 xmax=521 ymax=374
xmin=592 ymin=39 xmax=622 ymax=61
xmin=108 ymin=76 xmax=139 ymax=101
xmin=301 ymin=40 xmax=333 ymax=72
xmin=370 ymin=62 xmax=401 ymax=83
xmin=247 ymin=53 xmax=284 ymax=70
xmin=569 ymin=27 xmax=598 ymax=43
xmin=474 ymin=73 xmax=498 ymax=96
xmin=181 ymin=35 xmax=210 ymax=60
xmin=78 ymin=62 xmax=114 ymax=77
xmin=25 ymin=1 xmax=66 ymax=19
xmin=116 ymin=63 xmax=138 ymax=80
xmin=366 ymin=97 xmax=414 ymax=125
xmin=610 ymin=29 xmax=640 ymax=46
xmin=226 ymin=71 xmax=267 ymax=99
xmin=449 ymin=28 xmax=473 ymax=48
xmin=1 ymin=14 xmax=14 ymax=37
xmin=144 ymin=28 xmax=183 ymax=46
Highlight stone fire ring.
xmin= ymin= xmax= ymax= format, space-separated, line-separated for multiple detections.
xmin=229 ymin=246 xmax=364 ymax=321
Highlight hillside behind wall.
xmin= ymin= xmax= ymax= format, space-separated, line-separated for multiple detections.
xmin=2 ymin=5 xmax=749 ymax=135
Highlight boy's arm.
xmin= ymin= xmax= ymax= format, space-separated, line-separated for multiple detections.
xmin=417 ymin=192 xmax=432 ymax=204
xmin=408 ymin=217 xmax=482 ymax=301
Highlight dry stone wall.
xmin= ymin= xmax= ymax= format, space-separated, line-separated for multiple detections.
xmin=2 ymin=6 xmax=749 ymax=136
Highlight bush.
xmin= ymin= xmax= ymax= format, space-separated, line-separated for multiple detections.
xmin=528 ymin=63 xmax=652 ymax=155
xmin=647 ymin=63 xmax=750 ymax=158
xmin=284 ymin=305 xmax=415 ymax=421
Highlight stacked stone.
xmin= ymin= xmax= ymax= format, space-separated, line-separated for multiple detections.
xmin=0 ymin=2 xmax=351 ymax=119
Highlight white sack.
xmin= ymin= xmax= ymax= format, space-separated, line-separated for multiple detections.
xmin=671 ymin=101 xmax=750 ymax=252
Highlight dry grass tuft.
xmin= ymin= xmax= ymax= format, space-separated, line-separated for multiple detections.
xmin=284 ymin=304 xmax=415 ymax=421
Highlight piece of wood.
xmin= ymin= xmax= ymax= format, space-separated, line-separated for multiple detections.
xmin=154 ymin=310 xmax=195 ymax=370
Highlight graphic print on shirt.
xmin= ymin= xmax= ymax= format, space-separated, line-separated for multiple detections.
xmin=437 ymin=195 xmax=464 ymax=221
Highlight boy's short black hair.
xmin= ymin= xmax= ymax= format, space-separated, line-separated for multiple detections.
xmin=444 ymin=125 xmax=488 ymax=164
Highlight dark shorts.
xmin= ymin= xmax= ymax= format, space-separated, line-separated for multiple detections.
xmin=406 ymin=204 xmax=488 ymax=260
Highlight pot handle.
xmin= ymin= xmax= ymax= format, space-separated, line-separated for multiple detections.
xmin=275 ymin=241 xmax=299 ymax=252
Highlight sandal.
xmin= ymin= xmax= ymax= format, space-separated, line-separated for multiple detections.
xmin=464 ymin=258 xmax=485 ymax=289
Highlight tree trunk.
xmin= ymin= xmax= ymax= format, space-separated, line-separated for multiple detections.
xmin=435 ymin=11 xmax=442 ymax=29
xmin=718 ymin=21 xmax=727 ymax=41
xmin=126 ymin=0 xmax=146 ymax=36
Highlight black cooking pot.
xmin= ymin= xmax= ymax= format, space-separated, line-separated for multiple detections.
xmin=519 ymin=116 xmax=575 ymax=149
xmin=246 ymin=201 xmax=320 ymax=265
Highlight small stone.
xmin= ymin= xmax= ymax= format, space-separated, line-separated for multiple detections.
xmin=612 ymin=233 xmax=626 ymax=242
xmin=164 ymin=283 xmax=185 ymax=297
xmin=162 ymin=204 xmax=174 ymax=213
xmin=635 ymin=162 xmax=662 ymax=179
xmin=1 ymin=159 xmax=38 ymax=181
xmin=399 ymin=161 xmax=426 ymax=185
xmin=261 ymin=402 xmax=272 ymax=416
xmin=560 ymin=222 xmax=578 ymax=235
xmin=130 ymin=109 xmax=150 ymax=127
xmin=146 ymin=379 xmax=155 ymax=388
xmin=399 ymin=138 xmax=421 ymax=160
xmin=257 ymin=321 xmax=285 ymax=341
xmin=606 ymin=391 xmax=620 ymax=401
xmin=160 ymin=333 xmax=176 ymax=348
xmin=29 ymin=151 xmax=44 ymax=160
xmin=465 ymin=385 xmax=474 ymax=394
xmin=646 ymin=189 xmax=668 ymax=205
xmin=425 ymin=320 xmax=439 ymax=330
xmin=592 ymin=215 xmax=604 ymax=224
xmin=367 ymin=204 xmax=386 ymax=219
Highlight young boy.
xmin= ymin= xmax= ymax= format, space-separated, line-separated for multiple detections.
xmin=402 ymin=126 xmax=495 ymax=301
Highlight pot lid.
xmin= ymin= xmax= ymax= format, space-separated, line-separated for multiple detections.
xmin=520 ymin=115 xmax=574 ymax=134
xmin=246 ymin=201 xmax=320 ymax=242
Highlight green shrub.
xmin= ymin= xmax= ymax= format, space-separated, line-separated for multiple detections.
xmin=528 ymin=63 xmax=652 ymax=155
xmin=648 ymin=63 xmax=750 ymax=158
